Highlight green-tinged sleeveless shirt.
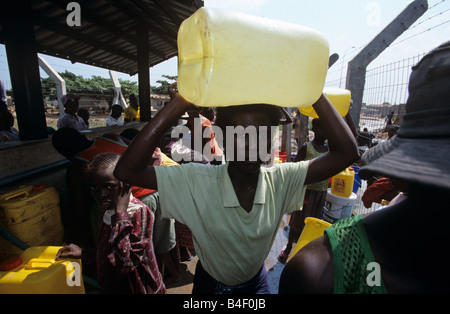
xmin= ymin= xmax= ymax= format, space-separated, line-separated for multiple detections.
xmin=304 ymin=142 xmax=329 ymax=191
xmin=325 ymin=215 xmax=388 ymax=294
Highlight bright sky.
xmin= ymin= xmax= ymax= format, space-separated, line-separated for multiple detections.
xmin=0 ymin=0 xmax=449 ymax=90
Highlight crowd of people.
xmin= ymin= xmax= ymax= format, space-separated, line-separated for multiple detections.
xmin=0 ymin=84 xmax=142 ymax=144
xmin=2 ymin=39 xmax=449 ymax=294
xmin=279 ymin=40 xmax=450 ymax=294
xmin=56 ymin=93 xmax=133 ymax=131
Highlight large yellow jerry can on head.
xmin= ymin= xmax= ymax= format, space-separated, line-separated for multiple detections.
xmin=0 ymin=246 xmax=85 ymax=294
xmin=177 ymin=7 xmax=330 ymax=108
xmin=0 ymin=185 xmax=64 ymax=260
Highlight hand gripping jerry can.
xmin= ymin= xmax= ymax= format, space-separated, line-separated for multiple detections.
xmin=0 ymin=246 xmax=85 ymax=294
xmin=177 ymin=7 xmax=330 ymax=108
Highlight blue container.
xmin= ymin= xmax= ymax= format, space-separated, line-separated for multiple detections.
xmin=352 ymin=166 xmax=361 ymax=194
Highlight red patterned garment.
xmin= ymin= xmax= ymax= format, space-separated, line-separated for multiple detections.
xmin=96 ymin=196 xmax=166 ymax=294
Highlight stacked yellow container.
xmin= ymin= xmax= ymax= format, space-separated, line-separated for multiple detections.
xmin=0 ymin=185 xmax=64 ymax=260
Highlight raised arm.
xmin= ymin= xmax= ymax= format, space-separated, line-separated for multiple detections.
xmin=304 ymin=94 xmax=359 ymax=185
xmin=114 ymin=85 xmax=194 ymax=190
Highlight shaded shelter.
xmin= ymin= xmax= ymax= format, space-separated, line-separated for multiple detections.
xmin=0 ymin=0 xmax=203 ymax=140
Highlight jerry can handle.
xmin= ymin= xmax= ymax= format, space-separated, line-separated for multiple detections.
xmin=4 ymin=191 xmax=29 ymax=201
xmin=26 ymin=258 xmax=55 ymax=269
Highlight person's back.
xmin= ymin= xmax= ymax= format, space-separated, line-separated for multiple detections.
xmin=279 ymin=40 xmax=450 ymax=294
xmin=57 ymin=93 xmax=87 ymax=131
xmin=106 ymin=104 xmax=124 ymax=127
xmin=124 ymin=94 xmax=139 ymax=123
xmin=280 ymin=187 xmax=450 ymax=293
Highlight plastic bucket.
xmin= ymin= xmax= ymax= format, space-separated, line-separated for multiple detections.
xmin=288 ymin=217 xmax=331 ymax=262
xmin=322 ymin=189 xmax=357 ymax=224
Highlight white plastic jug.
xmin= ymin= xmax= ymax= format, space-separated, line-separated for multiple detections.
xmin=177 ymin=7 xmax=330 ymax=108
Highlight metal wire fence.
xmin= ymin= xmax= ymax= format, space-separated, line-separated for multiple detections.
xmin=351 ymin=52 xmax=426 ymax=216
xmin=358 ymin=53 xmax=426 ymax=134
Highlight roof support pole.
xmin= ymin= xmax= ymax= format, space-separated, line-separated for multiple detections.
xmin=1 ymin=0 xmax=48 ymax=140
xmin=137 ymin=23 xmax=151 ymax=122
xmin=346 ymin=0 xmax=428 ymax=127
xmin=109 ymin=70 xmax=127 ymax=109
xmin=38 ymin=56 xmax=66 ymax=117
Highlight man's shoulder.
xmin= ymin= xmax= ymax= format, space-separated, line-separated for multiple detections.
xmin=279 ymin=235 xmax=334 ymax=293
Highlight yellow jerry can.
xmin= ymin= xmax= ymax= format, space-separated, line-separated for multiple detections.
xmin=0 ymin=185 xmax=64 ymax=260
xmin=0 ymin=246 xmax=85 ymax=294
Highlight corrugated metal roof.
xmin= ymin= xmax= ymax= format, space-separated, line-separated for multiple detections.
xmin=0 ymin=0 xmax=203 ymax=75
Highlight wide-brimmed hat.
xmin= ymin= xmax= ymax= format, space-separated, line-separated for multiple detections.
xmin=359 ymin=41 xmax=450 ymax=190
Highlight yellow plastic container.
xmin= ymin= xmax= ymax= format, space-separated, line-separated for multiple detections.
xmin=178 ymin=7 xmax=330 ymax=108
xmin=331 ymin=167 xmax=355 ymax=197
xmin=0 ymin=246 xmax=85 ymax=294
xmin=288 ymin=217 xmax=331 ymax=262
xmin=331 ymin=167 xmax=355 ymax=198
xmin=0 ymin=186 xmax=64 ymax=260
xmin=298 ymin=87 xmax=352 ymax=118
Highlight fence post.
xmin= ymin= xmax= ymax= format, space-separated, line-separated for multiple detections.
xmin=346 ymin=0 xmax=428 ymax=127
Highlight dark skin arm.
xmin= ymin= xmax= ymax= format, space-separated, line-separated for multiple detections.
xmin=115 ymin=91 xmax=359 ymax=190
xmin=304 ymin=95 xmax=359 ymax=185
xmin=279 ymin=234 xmax=334 ymax=293
xmin=294 ymin=144 xmax=307 ymax=162
xmin=344 ymin=112 xmax=358 ymax=138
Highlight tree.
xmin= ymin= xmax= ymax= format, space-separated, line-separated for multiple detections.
xmin=40 ymin=70 xmax=174 ymax=101
xmin=41 ymin=71 xmax=115 ymax=99
xmin=151 ymin=75 xmax=177 ymax=94
xmin=119 ymin=79 xmax=139 ymax=97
